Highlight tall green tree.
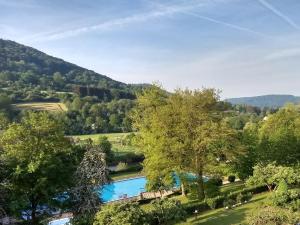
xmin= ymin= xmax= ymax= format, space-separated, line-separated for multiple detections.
xmin=257 ymin=104 xmax=300 ymax=165
xmin=132 ymin=86 xmax=241 ymax=200
xmin=0 ymin=112 xmax=78 ymax=224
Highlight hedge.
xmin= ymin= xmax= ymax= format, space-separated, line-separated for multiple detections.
xmin=109 ymin=163 xmax=143 ymax=174
xmin=183 ymin=184 xmax=268 ymax=215
xmin=183 ymin=201 xmax=209 ymax=214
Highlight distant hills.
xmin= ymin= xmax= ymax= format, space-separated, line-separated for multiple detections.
xmin=0 ymin=39 xmax=146 ymax=102
xmin=226 ymin=95 xmax=300 ymax=108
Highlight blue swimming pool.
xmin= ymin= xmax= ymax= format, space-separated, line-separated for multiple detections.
xmin=48 ymin=218 xmax=70 ymax=225
xmin=99 ymin=177 xmax=147 ymax=202
xmin=98 ymin=174 xmax=206 ymax=202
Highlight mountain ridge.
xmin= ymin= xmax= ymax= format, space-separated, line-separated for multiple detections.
xmin=226 ymin=94 xmax=300 ymax=108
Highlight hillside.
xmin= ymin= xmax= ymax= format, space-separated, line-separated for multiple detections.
xmin=226 ymin=95 xmax=300 ymax=108
xmin=0 ymin=39 xmax=144 ymax=102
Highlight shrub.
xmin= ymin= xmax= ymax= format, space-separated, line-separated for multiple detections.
xmin=246 ymin=206 xmax=300 ymax=225
xmin=115 ymin=162 xmax=128 ymax=172
xmin=206 ymin=196 xmax=225 ymax=209
xmin=223 ymin=198 xmax=236 ymax=208
xmin=242 ymin=185 xmax=268 ymax=194
xmin=204 ymin=179 xmax=220 ymax=198
xmin=183 ymin=201 xmax=209 ymax=214
xmin=148 ymin=199 xmax=187 ymax=225
xmin=93 ymin=202 xmax=149 ymax=225
xmin=228 ymin=175 xmax=236 ymax=183
xmin=210 ymin=176 xmax=223 ymax=186
xmin=113 ymin=152 xmax=144 ymax=164
xmin=236 ymin=192 xmax=252 ymax=204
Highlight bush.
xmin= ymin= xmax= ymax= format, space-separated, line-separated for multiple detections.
xmin=110 ymin=163 xmax=143 ymax=174
xmin=236 ymin=192 xmax=252 ymax=204
xmin=210 ymin=176 xmax=223 ymax=186
xmin=183 ymin=201 xmax=209 ymax=214
xmin=93 ymin=202 xmax=149 ymax=225
xmin=113 ymin=152 xmax=144 ymax=164
xmin=206 ymin=196 xmax=225 ymax=209
xmin=204 ymin=179 xmax=220 ymax=198
xmin=246 ymin=206 xmax=300 ymax=225
xmin=228 ymin=175 xmax=236 ymax=183
xmin=148 ymin=199 xmax=186 ymax=225
xmin=115 ymin=162 xmax=128 ymax=172
xmin=242 ymin=185 xmax=268 ymax=195
xmin=223 ymin=198 xmax=236 ymax=208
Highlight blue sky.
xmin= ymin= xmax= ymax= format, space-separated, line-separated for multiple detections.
xmin=1 ymin=0 xmax=300 ymax=98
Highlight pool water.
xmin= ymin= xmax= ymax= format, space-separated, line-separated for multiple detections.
xmin=99 ymin=177 xmax=147 ymax=202
xmin=98 ymin=174 xmax=206 ymax=202
xmin=48 ymin=218 xmax=70 ymax=225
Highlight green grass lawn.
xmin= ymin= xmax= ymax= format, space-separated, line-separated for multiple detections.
xmin=177 ymin=193 xmax=270 ymax=225
xmin=72 ymin=132 xmax=140 ymax=154
xmin=221 ymin=181 xmax=245 ymax=195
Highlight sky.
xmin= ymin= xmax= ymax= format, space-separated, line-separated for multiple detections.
xmin=1 ymin=0 xmax=300 ymax=98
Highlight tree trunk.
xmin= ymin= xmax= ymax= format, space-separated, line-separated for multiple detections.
xmin=181 ymin=184 xmax=186 ymax=196
xmin=196 ymin=169 xmax=205 ymax=200
xmin=30 ymin=197 xmax=39 ymax=225
xmin=267 ymin=184 xmax=273 ymax=192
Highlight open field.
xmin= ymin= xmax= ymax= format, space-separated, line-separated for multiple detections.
xmin=73 ymin=132 xmax=140 ymax=154
xmin=13 ymin=102 xmax=67 ymax=112
xmin=177 ymin=193 xmax=270 ymax=225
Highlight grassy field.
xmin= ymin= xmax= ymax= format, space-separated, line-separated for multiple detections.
xmin=14 ymin=102 xmax=67 ymax=112
xmin=177 ymin=193 xmax=270 ymax=225
xmin=73 ymin=133 xmax=140 ymax=154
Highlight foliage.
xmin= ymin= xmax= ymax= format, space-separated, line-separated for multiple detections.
xmin=115 ymin=162 xmax=129 ymax=172
xmin=98 ymin=136 xmax=113 ymax=163
xmin=257 ymin=104 xmax=300 ymax=165
xmin=93 ymin=202 xmax=149 ymax=225
xmin=70 ymin=144 xmax=109 ymax=223
xmin=206 ymin=196 xmax=226 ymax=209
xmin=183 ymin=201 xmax=209 ymax=214
xmin=204 ymin=179 xmax=221 ymax=198
xmin=246 ymin=163 xmax=300 ymax=191
xmin=246 ymin=206 xmax=300 ymax=225
xmin=231 ymin=122 xmax=258 ymax=180
xmin=0 ymin=112 xmax=78 ymax=224
xmin=148 ymin=199 xmax=186 ymax=224
xmin=132 ymin=85 xmax=242 ymax=199
xmin=228 ymin=175 xmax=236 ymax=183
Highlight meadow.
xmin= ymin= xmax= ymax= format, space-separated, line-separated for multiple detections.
xmin=13 ymin=102 xmax=68 ymax=112
xmin=72 ymin=132 xmax=140 ymax=155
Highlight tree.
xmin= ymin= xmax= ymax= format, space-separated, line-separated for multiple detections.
xmin=257 ymin=104 xmax=300 ymax=165
xmin=231 ymin=122 xmax=258 ymax=180
xmin=70 ymin=144 xmax=109 ymax=225
xmin=132 ymin=86 xmax=242 ymax=200
xmin=0 ymin=112 xmax=78 ymax=224
xmin=98 ymin=136 xmax=113 ymax=163
xmin=93 ymin=202 xmax=149 ymax=225
xmin=246 ymin=163 xmax=300 ymax=191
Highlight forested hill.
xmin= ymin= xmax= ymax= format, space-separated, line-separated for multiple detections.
xmin=226 ymin=95 xmax=300 ymax=108
xmin=0 ymin=39 xmax=145 ymax=102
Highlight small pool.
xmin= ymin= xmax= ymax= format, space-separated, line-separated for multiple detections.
xmin=99 ymin=177 xmax=147 ymax=202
